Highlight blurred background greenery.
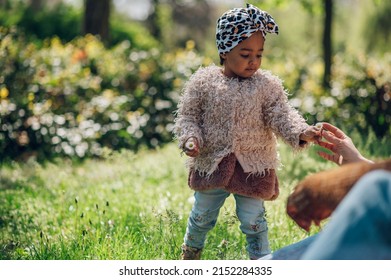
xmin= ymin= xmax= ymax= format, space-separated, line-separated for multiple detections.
xmin=0 ymin=0 xmax=390 ymax=162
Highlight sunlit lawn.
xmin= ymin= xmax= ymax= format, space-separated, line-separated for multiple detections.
xmin=0 ymin=137 xmax=386 ymax=260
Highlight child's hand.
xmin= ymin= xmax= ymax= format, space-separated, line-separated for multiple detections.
xmin=299 ymin=124 xmax=322 ymax=143
xmin=183 ymin=137 xmax=200 ymax=157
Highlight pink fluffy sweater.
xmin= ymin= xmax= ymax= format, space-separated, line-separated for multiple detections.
xmin=174 ymin=65 xmax=309 ymax=177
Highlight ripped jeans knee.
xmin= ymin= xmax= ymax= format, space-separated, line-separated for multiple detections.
xmin=184 ymin=189 xmax=229 ymax=249
xmin=235 ymin=194 xmax=271 ymax=259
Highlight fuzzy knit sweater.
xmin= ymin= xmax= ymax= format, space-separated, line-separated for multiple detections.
xmin=174 ymin=65 xmax=309 ymax=176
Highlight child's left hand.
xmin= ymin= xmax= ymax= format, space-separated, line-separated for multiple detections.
xmin=182 ymin=137 xmax=200 ymax=157
xmin=299 ymin=125 xmax=322 ymax=143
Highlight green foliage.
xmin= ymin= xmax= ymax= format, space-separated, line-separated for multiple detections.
xmin=0 ymin=1 xmax=389 ymax=161
xmin=267 ymin=50 xmax=391 ymax=140
xmin=0 ymin=1 xmax=157 ymax=49
xmin=1 ymin=24 xmax=389 ymax=162
xmin=364 ymin=1 xmax=391 ymax=53
xmin=1 ymin=25 xmax=389 ymax=161
xmin=0 ymin=27 xmax=205 ymax=161
xmin=110 ymin=15 xmax=159 ymax=50
xmin=0 ymin=3 xmax=82 ymax=44
xmin=331 ymin=53 xmax=391 ymax=138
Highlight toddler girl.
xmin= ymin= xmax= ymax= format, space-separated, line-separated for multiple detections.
xmin=174 ymin=3 xmax=320 ymax=260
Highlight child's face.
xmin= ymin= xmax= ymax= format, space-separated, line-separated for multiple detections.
xmin=221 ymin=31 xmax=265 ymax=79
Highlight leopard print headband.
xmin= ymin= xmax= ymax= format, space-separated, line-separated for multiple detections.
xmin=216 ymin=3 xmax=279 ymax=55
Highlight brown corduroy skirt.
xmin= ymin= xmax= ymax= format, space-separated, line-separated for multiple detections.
xmin=188 ymin=154 xmax=279 ymax=200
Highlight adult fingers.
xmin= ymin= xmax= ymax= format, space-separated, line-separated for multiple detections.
xmin=322 ymin=130 xmax=342 ymax=144
xmin=321 ymin=122 xmax=346 ymax=139
xmin=318 ymin=140 xmax=335 ymax=152
xmin=318 ymin=151 xmax=340 ymax=164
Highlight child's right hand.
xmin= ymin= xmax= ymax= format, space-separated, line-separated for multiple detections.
xmin=183 ymin=137 xmax=200 ymax=157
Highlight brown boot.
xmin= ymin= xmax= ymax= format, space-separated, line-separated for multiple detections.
xmin=181 ymin=244 xmax=202 ymax=260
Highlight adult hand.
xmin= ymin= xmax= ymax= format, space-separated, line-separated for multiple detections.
xmin=317 ymin=122 xmax=372 ymax=165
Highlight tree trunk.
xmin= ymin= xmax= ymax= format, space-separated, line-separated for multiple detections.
xmin=148 ymin=0 xmax=162 ymax=40
xmin=0 ymin=0 xmax=6 ymax=9
xmin=83 ymin=0 xmax=110 ymax=43
xmin=29 ymin=0 xmax=43 ymax=12
xmin=322 ymin=0 xmax=333 ymax=89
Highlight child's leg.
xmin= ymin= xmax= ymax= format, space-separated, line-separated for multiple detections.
xmin=234 ymin=194 xmax=271 ymax=259
xmin=184 ymin=189 xmax=230 ymax=250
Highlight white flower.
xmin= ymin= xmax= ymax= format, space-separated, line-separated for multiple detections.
xmin=315 ymin=123 xmax=323 ymax=129
xmin=185 ymin=140 xmax=195 ymax=150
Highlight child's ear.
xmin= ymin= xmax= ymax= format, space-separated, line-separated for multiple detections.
xmin=219 ymin=54 xmax=226 ymax=65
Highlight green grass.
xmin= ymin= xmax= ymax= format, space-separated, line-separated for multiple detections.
xmin=0 ymin=137 xmax=388 ymax=260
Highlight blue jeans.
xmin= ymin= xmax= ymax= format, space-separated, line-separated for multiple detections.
xmin=263 ymin=170 xmax=391 ymax=260
xmin=184 ymin=189 xmax=271 ymax=259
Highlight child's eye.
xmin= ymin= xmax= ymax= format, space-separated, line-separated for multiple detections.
xmin=240 ymin=54 xmax=249 ymax=58
xmin=257 ymin=55 xmax=263 ymax=58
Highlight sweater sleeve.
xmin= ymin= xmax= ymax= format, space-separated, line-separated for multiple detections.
xmin=262 ymin=74 xmax=309 ymax=150
xmin=173 ymin=68 xmax=205 ymax=150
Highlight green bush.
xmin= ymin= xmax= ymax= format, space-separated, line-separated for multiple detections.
xmin=0 ymin=1 xmax=158 ymax=49
xmin=268 ymin=51 xmax=391 ymax=140
xmin=331 ymin=53 xmax=391 ymax=138
xmin=0 ymin=3 xmax=81 ymax=44
xmin=0 ymin=28 xmax=205 ymax=161
xmin=1 ymin=25 xmax=389 ymax=161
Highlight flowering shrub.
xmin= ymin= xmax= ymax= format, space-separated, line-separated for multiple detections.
xmin=268 ymin=51 xmax=391 ymax=139
xmin=0 ymin=27 xmax=206 ymax=160
xmin=0 ymin=26 xmax=389 ymax=161
xmin=330 ymin=53 xmax=391 ymax=138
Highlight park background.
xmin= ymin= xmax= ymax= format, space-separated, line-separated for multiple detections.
xmin=0 ymin=0 xmax=390 ymax=260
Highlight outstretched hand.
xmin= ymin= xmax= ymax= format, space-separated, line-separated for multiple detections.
xmin=299 ymin=125 xmax=322 ymax=143
xmin=317 ymin=122 xmax=372 ymax=165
